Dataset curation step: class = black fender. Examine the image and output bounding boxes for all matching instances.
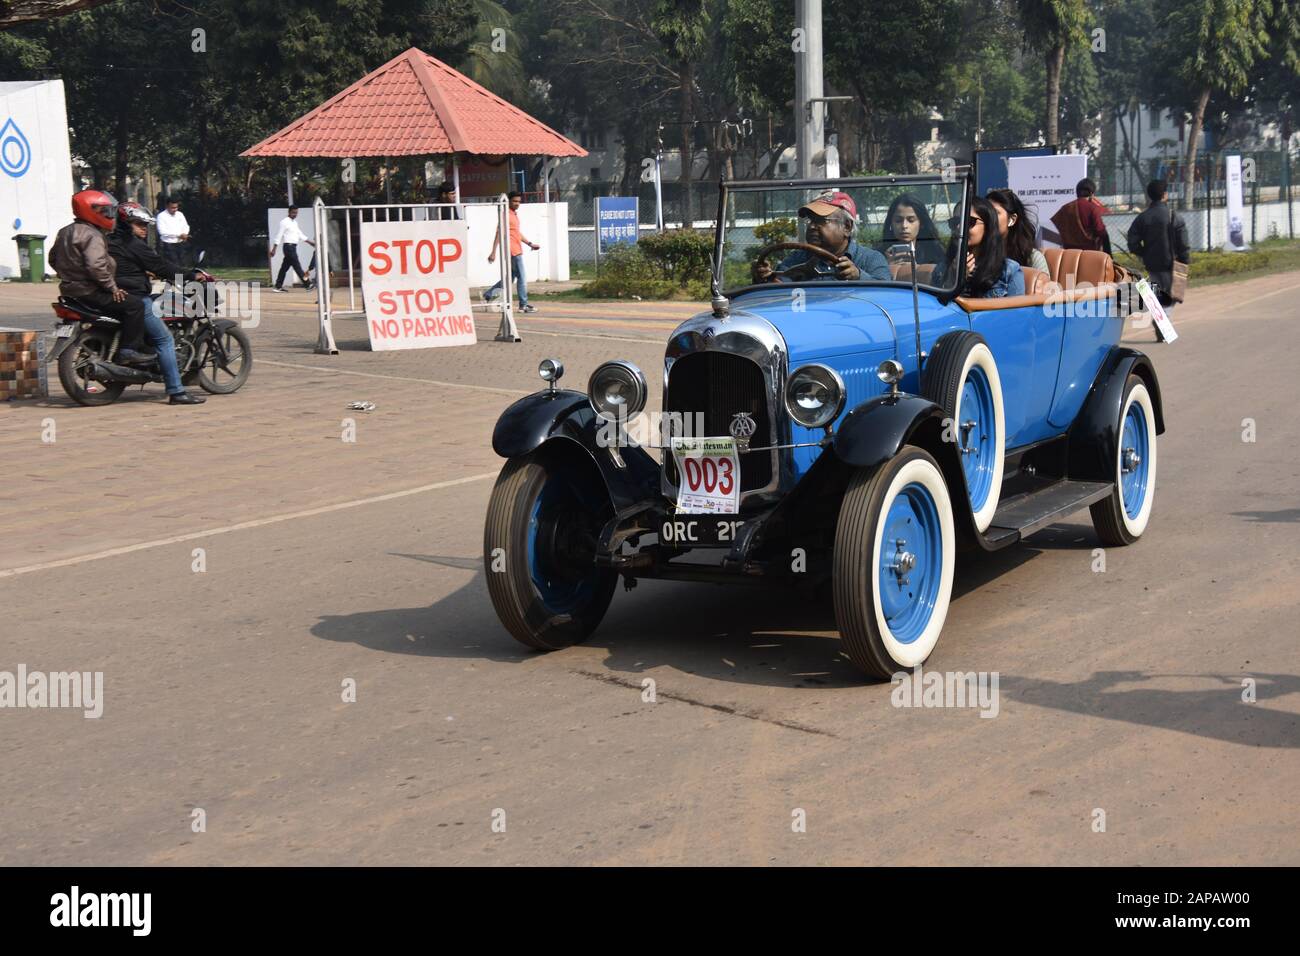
[832,393,947,469]
[819,393,984,547]
[1067,347,1165,483]
[491,388,659,511]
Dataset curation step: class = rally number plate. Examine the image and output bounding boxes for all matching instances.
[670,436,740,514]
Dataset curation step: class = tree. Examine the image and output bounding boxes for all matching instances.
[651,0,709,224]
[1149,0,1273,208]
[1015,0,1087,146]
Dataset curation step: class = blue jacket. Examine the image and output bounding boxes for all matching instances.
[776,239,892,281]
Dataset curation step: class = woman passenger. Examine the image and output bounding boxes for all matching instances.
[960,196,1024,298]
[880,193,945,265]
[986,187,1049,273]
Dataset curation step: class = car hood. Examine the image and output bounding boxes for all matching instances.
[715,284,924,365]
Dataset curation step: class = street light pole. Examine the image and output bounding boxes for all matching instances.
[794,0,823,179]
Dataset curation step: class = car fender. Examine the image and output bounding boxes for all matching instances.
[492,388,659,511]
[827,393,983,545]
[1067,347,1165,483]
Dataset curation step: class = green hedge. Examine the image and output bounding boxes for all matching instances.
[583,230,713,300]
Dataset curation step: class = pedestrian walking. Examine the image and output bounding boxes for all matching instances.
[155,197,189,273]
[1127,180,1191,339]
[1051,178,1112,255]
[483,191,539,313]
[269,205,315,292]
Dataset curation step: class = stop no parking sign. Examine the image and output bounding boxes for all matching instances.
[359,220,477,350]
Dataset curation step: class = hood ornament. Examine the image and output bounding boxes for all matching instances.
[729,411,757,451]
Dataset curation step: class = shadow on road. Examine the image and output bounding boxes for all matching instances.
[311,545,1042,691]
[1002,670,1300,749]
[1230,508,1300,523]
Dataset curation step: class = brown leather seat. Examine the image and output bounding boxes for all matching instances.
[1020,266,1048,295]
[1043,248,1115,288]
[889,262,937,284]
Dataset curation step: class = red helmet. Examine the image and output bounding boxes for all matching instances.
[118,200,156,228]
[71,189,118,230]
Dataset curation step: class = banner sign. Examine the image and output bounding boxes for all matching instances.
[1007,154,1089,249]
[1224,154,1249,252]
[975,146,1053,196]
[359,220,476,351]
[1135,278,1178,344]
[595,196,639,255]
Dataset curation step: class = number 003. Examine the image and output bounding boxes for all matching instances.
[682,457,734,495]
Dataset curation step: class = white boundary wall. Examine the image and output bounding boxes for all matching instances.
[0,80,75,279]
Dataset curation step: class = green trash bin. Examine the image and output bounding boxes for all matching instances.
[12,234,46,283]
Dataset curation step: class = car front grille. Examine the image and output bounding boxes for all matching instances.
[664,350,773,491]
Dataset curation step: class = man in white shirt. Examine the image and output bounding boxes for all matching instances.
[269,205,315,291]
[155,197,189,270]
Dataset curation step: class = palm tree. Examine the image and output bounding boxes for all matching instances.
[463,0,526,98]
[1016,0,1087,146]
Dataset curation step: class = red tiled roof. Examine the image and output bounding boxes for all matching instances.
[241,48,586,159]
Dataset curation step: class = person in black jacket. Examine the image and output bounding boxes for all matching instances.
[108,201,206,405]
[1127,180,1190,310]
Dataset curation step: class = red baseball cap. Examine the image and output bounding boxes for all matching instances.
[800,190,858,222]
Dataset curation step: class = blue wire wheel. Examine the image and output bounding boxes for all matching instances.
[876,479,946,645]
[526,475,598,614]
[1115,381,1157,536]
[959,363,999,514]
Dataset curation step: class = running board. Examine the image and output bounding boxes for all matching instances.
[984,479,1113,546]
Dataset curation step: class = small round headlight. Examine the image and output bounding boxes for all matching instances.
[785,363,846,429]
[588,360,647,422]
[876,358,904,386]
[538,358,564,383]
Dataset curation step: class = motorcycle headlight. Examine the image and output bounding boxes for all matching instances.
[785,363,846,429]
[588,360,647,422]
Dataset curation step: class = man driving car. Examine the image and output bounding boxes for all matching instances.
[752,191,891,283]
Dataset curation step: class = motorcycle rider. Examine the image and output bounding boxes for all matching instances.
[108,201,206,405]
[49,190,154,365]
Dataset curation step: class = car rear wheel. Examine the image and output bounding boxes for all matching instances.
[833,446,956,680]
[1090,375,1157,546]
[483,451,617,651]
[923,331,1005,532]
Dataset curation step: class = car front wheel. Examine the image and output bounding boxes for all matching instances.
[483,451,617,651]
[833,446,956,680]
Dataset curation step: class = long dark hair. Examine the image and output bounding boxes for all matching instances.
[986,187,1040,268]
[881,193,943,264]
[964,196,1007,296]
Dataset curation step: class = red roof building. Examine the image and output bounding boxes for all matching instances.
[241,47,585,160]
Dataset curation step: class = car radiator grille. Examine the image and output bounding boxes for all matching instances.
[664,351,773,491]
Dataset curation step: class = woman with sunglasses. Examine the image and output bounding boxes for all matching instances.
[950,196,1024,298]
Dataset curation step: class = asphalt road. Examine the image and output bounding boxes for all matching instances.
[1,275,1297,865]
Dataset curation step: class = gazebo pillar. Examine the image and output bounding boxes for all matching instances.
[285,159,294,204]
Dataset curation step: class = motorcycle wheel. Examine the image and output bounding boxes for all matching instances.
[196,326,252,394]
[57,332,126,406]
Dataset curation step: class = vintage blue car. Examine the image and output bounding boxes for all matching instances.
[484,172,1163,680]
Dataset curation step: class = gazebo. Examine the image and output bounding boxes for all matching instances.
[241,46,586,201]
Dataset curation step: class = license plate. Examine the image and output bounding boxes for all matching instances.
[55,324,75,338]
[659,515,748,549]
[670,436,740,514]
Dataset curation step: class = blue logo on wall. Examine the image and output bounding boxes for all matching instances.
[1,118,32,178]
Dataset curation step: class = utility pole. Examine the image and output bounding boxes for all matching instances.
[794,0,823,179]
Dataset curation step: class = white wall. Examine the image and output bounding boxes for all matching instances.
[0,80,76,279]
[462,201,570,286]
[265,208,318,287]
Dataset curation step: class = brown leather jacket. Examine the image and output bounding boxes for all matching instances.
[49,221,118,298]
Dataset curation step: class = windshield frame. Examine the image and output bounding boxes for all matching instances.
[711,172,973,302]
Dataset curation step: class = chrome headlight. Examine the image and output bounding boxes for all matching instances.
[538,357,564,384]
[785,363,845,429]
[588,360,647,422]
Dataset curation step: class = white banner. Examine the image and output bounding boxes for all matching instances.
[1007,154,1089,249]
[1224,154,1249,252]
[359,220,476,351]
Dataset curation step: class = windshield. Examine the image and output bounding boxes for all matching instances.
[716,178,967,293]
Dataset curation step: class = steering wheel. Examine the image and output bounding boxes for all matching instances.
[753,241,843,282]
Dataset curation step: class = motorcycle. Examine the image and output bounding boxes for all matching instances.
[47,255,252,406]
